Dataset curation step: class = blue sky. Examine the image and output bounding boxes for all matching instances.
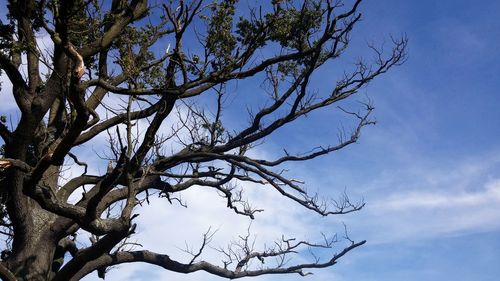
[319,0,500,280]
[94,1,500,280]
[2,0,500,280]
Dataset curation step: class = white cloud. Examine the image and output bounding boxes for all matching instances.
[81,179,351,281]
[75,102,500,280]
[0,72,18,114]
[375,180,500,210]
[340,151,500,245]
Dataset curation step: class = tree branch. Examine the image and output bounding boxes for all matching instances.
[72,240,366,280]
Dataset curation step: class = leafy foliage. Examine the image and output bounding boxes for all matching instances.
[0,1,406,280]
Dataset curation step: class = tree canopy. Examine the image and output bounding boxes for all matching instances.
[0,0,406,280]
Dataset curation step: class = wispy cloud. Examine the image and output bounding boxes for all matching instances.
[82,179,349,281]
[340,150,500,245]
[375,179,500,210]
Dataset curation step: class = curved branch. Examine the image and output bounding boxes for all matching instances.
[57,175,101,202]
[0,53,29,111]
[73,240,366,280]
[53,227,131,281]
[0,53,28,91]
[79,0,148,58]
[75,99,164,145]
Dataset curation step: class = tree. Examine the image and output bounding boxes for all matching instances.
[0,0,406,280]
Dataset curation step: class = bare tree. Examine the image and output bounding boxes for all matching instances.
[0,0,406,280]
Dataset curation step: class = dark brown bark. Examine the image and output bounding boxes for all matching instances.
[0,0,406,279]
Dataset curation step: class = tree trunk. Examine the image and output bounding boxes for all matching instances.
[4,139,61,280]
[6,225,58,281]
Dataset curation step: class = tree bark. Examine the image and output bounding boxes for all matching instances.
[4,136,61,280]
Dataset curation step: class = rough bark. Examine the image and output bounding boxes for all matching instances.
[0,0,406,280]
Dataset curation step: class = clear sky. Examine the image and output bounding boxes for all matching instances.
[2,0,500,280]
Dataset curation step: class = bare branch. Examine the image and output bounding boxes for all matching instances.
[72,240,366,280]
